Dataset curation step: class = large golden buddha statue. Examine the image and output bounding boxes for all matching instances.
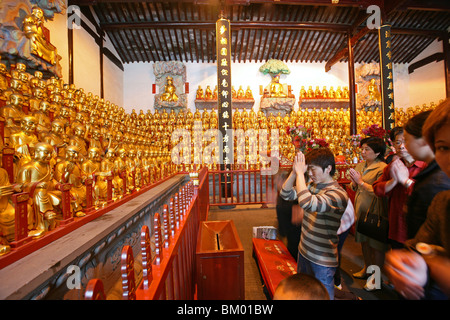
[23,7,59,65]
[269,74,287,98]
[160,76,178,102]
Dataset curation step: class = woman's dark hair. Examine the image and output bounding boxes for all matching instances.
[404,110,432,138]
[305,147,336,176]
[360,136,386,161]
[389,126,404,142]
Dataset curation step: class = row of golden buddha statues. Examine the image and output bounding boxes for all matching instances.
[196,85,254,100]
[195,83,350,101]
[300,85,350,100]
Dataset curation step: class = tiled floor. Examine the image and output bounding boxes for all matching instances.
[208,204,399,300]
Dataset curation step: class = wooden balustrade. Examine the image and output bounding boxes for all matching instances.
[84,167,208,300]
[209,168,277,207]
[0,162,179,269]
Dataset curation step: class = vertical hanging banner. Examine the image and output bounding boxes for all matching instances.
[378,25,395,130]
[216,17,233,170]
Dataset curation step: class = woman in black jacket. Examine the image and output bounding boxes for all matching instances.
[390,110,450,238]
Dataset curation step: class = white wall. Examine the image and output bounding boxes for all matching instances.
[45,2,123,106]
[408,38,446,107]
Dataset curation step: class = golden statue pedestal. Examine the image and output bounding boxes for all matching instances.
[260,97,295,117]
[298,98,349,109]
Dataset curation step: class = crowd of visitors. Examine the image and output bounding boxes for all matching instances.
[276,98,450,300]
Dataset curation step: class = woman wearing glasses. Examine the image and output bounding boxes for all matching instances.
[372,127,426,249]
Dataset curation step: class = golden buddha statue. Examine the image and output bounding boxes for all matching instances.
[314,86,322,98]
[231,86,237,99]
[69,124,88,161]
[213,85,218,99]
[245,86,253,99]
[336,86,343,99]
[269,75,287,98]
[89,128,104,153]
[343,86,349,99]
[29,71,43,90]
[23,7,59,65]
[2,77,21,106]
[32,100,51,139]
[29,87,44,113]
[0,167,15,255]
[237,86,245,99]
[0,63,8,93]
[306,86,314,98]
[42,120,67,162]
[160,76,178,102]
[9,115,39,176]
[53,145,86,217]
[196,86,204,99]
[205,85,213,100]
[114,148,130,194]
[329,86,336,99]
[20,72,31,99]
[16,142,61,238]
[299,86,307,99]
[322,86,329,98]
[1,93,25,140]
[368,78,381,101]
[82,147,105,206]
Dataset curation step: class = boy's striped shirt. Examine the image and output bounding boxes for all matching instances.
[280,181,348,267]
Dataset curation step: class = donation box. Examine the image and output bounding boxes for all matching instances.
[196,220,244,300]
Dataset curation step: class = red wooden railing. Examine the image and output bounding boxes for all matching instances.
[85,167,209,300]
[0,162,178,270]
[208,163,354,207]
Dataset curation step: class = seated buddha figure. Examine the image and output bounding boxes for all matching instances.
[1,93,25,139]
[9,115,39,177]
[53,145,86,217]
[15,142,62,238]
[160,76,178,102]
[23,7,59,66]
[237,86,245,99]
[245,86,253,99]
[205,85,213,100]
[196,86,204,100]
[81,147,103,206]
[269,75,287,98]
[0,167,15,256]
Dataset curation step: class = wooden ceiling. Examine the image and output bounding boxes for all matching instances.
[71,0,450,69]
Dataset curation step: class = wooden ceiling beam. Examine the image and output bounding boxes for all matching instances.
[101,20,352,31]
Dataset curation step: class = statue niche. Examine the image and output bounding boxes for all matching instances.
[153,61,187,113]
[259,59,295,117]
